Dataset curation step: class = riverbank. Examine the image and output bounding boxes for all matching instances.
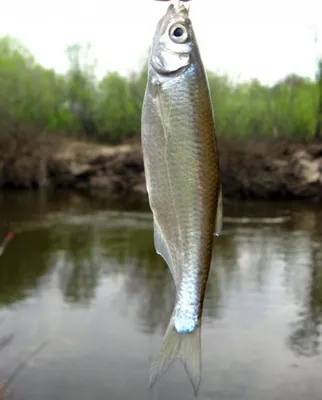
[1,137,322,201]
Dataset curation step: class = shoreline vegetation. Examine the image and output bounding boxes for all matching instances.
[0,37,322,201]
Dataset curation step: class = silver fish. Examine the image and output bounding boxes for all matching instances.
[141,3,222,395]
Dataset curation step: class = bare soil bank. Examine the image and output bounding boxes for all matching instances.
[1,137,322,202]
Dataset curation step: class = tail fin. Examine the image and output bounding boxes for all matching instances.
[149,317,201,396]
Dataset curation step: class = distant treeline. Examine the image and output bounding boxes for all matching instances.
[0,36,321,144]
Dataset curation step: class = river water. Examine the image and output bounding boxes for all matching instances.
[0,190,321,400]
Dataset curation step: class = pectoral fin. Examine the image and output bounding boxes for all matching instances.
[153,220,178,284]
[215,186,223,236]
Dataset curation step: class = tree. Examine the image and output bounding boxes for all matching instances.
[65,43,98,138]
[96,71,136,143]
[0,36,65,187]
[314,58,322,140]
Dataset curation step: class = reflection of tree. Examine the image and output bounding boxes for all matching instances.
[0,230,53,306]
[203,233,239,320]
[51,226,101,306]
[59,259,99,306]
[125,255,175,335]
[100,227,175,334]
[287,245,322,357]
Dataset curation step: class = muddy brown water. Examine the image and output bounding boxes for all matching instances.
[0,190,321,400]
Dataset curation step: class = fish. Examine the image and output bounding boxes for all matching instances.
[141,2,222,396]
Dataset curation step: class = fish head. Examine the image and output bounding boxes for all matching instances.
[150,4,194,75]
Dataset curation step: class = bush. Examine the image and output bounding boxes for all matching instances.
[0,36,320,145]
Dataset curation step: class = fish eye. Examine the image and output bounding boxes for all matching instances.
[169,23,188,43]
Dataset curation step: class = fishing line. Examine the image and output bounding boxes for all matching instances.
[0,232,14,258]
[2,340,49,394]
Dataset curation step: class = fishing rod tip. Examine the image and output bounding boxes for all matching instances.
[7,232,14,240]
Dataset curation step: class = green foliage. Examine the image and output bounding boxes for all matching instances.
[0,37,73,135]
[0,35,319,143]
[314,58,322,139]
[208,73,317,140]
[95,72,137,143]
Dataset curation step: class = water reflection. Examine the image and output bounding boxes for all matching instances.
[52,226,101,306]
[287,233,322,357]
[0,192,322,399]
[1,195,322,352]
[0,230,53,306]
